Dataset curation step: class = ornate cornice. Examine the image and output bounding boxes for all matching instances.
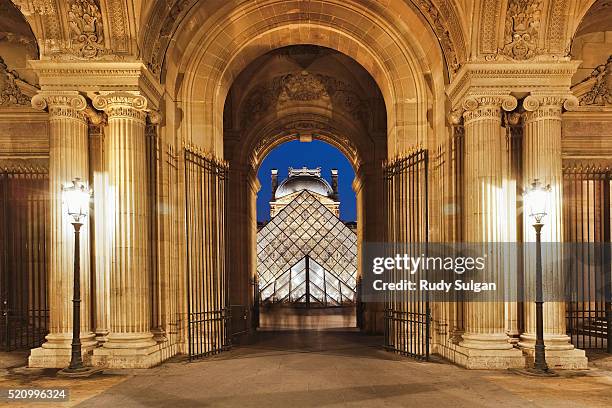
[29,61,163,109]
[446,61,581,110]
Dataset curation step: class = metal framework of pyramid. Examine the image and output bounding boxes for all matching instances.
[257,190,357,306]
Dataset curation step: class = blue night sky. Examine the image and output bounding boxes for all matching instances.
[257,140,356,222]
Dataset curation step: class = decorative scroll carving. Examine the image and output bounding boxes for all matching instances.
[0,57,31,107]
[461,95,518,123]
[522,94,579,122]
[499,0,542,60]
[66,0,106,58]
[578,56,612,106]
[242,71,369,126]
[31,91,87,120]
[93,92,148,122]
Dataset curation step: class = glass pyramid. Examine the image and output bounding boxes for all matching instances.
[257,190,357,306]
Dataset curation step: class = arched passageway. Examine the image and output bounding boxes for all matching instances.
[222,45,387,337]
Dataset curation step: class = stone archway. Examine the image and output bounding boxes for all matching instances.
[161,0,449,159]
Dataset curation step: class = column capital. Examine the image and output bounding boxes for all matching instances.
[523,93,579,111]
[522,94,579,123]
[460,94,517,124]
[93,92,148,122]
[31,91,87,120]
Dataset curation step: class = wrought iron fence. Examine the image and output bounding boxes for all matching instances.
[383,149,430,360]
[563,164,611,352]
[184,148,230,360]
[0,166,49,351]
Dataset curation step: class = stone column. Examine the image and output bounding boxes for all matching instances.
[91,92,159,368]
[457,95,524,368]
[29,91,96,368]
[518,94,587,369]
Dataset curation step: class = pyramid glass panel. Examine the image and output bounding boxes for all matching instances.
[257,190,357,306]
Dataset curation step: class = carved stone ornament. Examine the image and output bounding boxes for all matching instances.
[499,0,542,60]
[242,71,369,126]
[415,0,461,74]
[461,95,518,123]
[66,0,107,58]
[0,56,30,107]
[93,92,149,122]
[579,55,612,106]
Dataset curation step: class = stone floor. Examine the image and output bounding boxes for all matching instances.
[1,330,612,407]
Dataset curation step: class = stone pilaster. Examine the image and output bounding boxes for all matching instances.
[455,95,524,368]
[518,94,587,369]
[28,91,96,368]
[91,92,160,368]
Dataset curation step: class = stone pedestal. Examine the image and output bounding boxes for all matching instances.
[518,94,587,369]
[28,91,96,368]
[91,92,158,368]
[458,95,524,368]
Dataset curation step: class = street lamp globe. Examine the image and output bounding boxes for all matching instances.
[523,179,551,224]
[62,178,91,224]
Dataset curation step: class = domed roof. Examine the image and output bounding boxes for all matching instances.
[275,167,333,199]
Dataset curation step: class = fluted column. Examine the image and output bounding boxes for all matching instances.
[93,92,156,352]
[459,95,522,359]
[518,94,586,368]
[29,91,96,367]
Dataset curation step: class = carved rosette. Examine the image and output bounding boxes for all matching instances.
[461,95,518,124]
[522,94,579,123]
[31,91,87,121]
[93,92,148,122]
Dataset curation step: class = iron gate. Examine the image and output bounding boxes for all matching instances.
[563,165,611,352]
[0,166,49,351]
[184,149,230,360]
[383,150,430,360]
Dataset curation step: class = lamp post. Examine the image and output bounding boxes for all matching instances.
[59,178,92,375]
[523,179,553,375]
